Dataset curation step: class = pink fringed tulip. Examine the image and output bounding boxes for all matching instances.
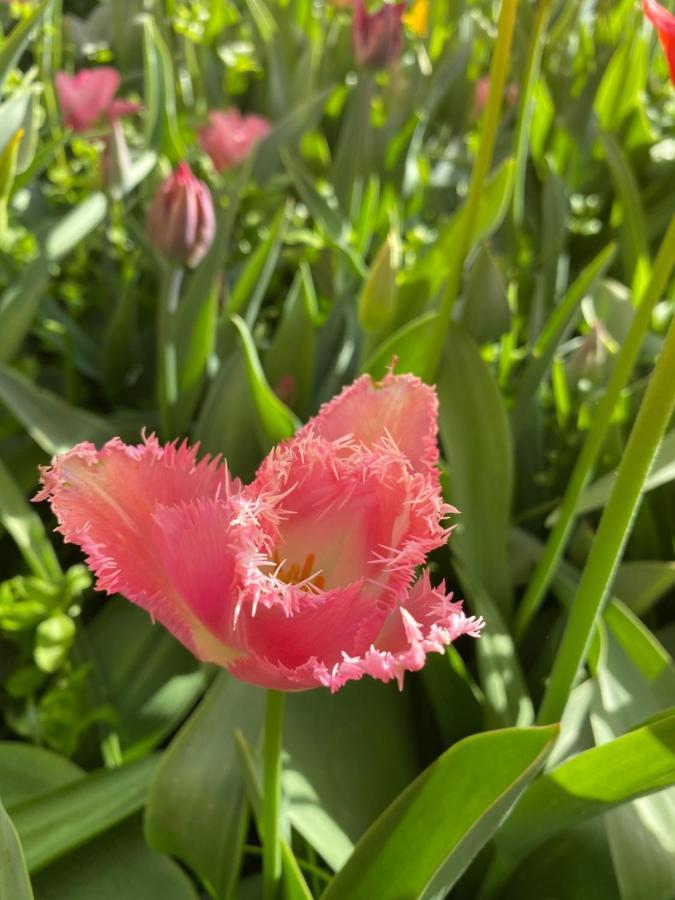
[198,109,271,173]
[55,67,141,133]
[352,0,405,69]
[146,162,215,268]
[644,0,675,85]
[37,373,483,692]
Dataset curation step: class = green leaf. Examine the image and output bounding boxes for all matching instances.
[145,674,265,900]
[31,818,198,900]
[12,756,159,872]
[141,16,185,161]
[437,325,513,614]
[594,35,647,133]
[363,311,438,380]
[0,152,155,363]
[228,202,290,325]
[231,314,300,446]
[285,680,422,872]
[322,726,558,900]
[460,244,511,345]
[0,743,82,810]
[0,458,61,581]
[0,795,33,900]
[194,346,267,480]
[612,560,675,616]
[496,709,675,862]
[0,0,53,91]
[563,428,675,520]
[86,603,205,762]
[0,363,117,454]
[590,618,675,900]
[265,263,319,418]
[409,158,514,297]
[253,88,332,182]
[173,167,250,431]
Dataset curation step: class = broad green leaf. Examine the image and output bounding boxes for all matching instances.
[594,35,648,132]
[145,674,265,900]
[0,91,37,171]
[0,364,117,454]
[591,619,675,900]
[438,326,513,614]
[322,726,557,900]
[0,795,33,900]
[0,152,155,363]
[285,680,422,871]
[86,603,205,762]
[363,311,438,380]
[265,263,319,418]
[460,244,510,345]
[253,88,332,182]
[0,0,53,90]
[31,818,198,900]
[612,560,675,616]
[195,345,267,480]
[0,459,61,581]
[564,428,675,520]
[0,744,82,810]
[231,315,300,445]
[12,756,159,872]
[141,15,185,160]
[496,710,675,862]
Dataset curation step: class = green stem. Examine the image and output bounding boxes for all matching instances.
[157,265,184,441]
[515,214,675,638]
[537,312,675,725]
[426,0,518,381]
[262,689,285,900]
[512,0,552,228]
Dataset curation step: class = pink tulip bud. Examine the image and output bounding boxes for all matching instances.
[146,162,215,269]
[352,0,405,70]
[55,67,141,133]
[198,109,271,173]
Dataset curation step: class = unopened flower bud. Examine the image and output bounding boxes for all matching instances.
[352,0,405,70]
[146,162,215,269]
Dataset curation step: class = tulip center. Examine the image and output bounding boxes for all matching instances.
[270,549,326,592]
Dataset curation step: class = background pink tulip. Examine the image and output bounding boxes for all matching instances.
[146,162,215,268]
[55,67,140,132]
[352,0,405,69]
[198,109,271,173]
[37,373,482,693]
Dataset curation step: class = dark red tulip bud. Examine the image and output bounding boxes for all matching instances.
[352,0,405,70]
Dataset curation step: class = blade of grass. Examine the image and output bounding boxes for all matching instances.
[537,310,675,725]
[424,0,518,381]
[512,0,552,228]
[515,214,675,638]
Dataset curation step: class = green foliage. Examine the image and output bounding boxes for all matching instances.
[0,0,673,896]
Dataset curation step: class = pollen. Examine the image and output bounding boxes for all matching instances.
[271,549,325,591]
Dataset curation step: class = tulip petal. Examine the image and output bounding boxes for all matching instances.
[303,371,440,478]
[36,436,239,661]
[55,67,121,132]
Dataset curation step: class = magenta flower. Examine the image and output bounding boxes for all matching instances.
[55,67,141,133]
[197,109,271,173]
[352,0,405,70]
[36,373,482,692]
[146,162,216,268]
[644,0,675,86]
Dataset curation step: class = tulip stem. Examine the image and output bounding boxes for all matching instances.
[262,689,285,900]
[157,265,184,441]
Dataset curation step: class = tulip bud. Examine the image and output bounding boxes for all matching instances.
[352,0,405,70]
[146,162,215,269]
[358,229,400,333]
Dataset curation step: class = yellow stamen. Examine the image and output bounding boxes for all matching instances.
[271,549,325,591]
